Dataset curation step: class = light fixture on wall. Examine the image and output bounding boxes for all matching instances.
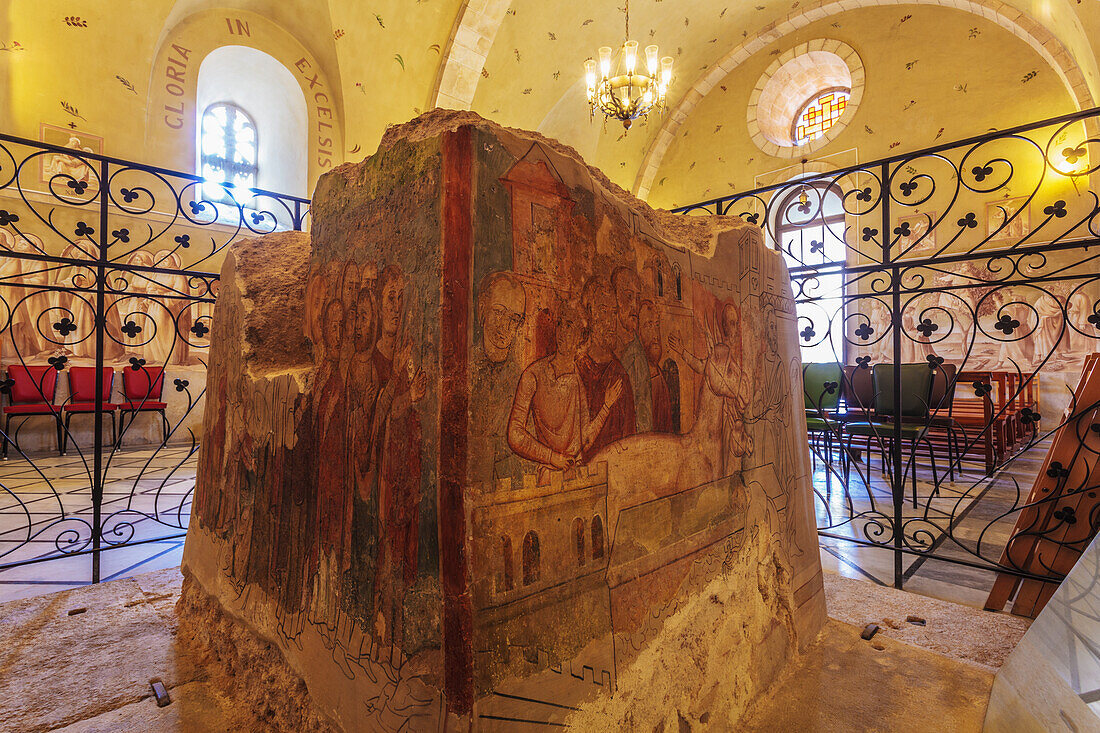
[584,0,673,130]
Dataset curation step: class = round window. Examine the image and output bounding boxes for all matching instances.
[747,40,864,158]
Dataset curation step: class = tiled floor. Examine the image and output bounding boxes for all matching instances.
[816,435,1051,608]
[0,443,195,602]
[0,432,1051,609]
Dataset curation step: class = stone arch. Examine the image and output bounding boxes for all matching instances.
[431,0,513,110]
[144,8,342,191]
[634,0,1096,199]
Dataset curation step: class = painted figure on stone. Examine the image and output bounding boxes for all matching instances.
[612,266,653,433]
[370,264,427,649]
[577,275,633,462]
[639,300,674,433]
[312,298,352,637]
[470,272,526,485]
[669,298,751,473]
[508,301,623,479]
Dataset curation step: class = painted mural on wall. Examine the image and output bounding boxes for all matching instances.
[183,114,824,732]
[0,231,211,367]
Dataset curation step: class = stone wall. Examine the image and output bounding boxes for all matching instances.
[181,110,825,731]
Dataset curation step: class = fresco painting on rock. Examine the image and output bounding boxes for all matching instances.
[182,112,825,732]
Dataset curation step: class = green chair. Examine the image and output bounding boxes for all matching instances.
[844,363,939,506]
[803,362,843,491]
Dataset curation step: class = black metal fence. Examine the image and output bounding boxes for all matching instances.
[0,131,308,584]
[675,106,1100,593]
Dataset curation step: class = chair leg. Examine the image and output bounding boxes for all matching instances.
[159,410,169,445]
[56,415,65,455]
[62,413,71,455]
[3,415,9,459]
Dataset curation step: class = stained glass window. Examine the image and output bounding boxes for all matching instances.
[200,103,257,202]
[793,89,851,145]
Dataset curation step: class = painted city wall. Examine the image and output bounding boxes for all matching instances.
[181,111,824,732]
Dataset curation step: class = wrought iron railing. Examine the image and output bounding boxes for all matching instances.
[0,130,309,584]
[674,106,1100,594]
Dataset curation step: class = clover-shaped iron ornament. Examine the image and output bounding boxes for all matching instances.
[1044,200,1067,218]
[994,314,1020,335]
[899,181,917,197]
[957,212,978,228]
[174,234,191,248]
[971,164,994,182]
[800,324,816,342]
[128,356,147,371]
[120,187,139,203]
[1088,312,1100,331]
[111,228,130,243]
[0,210,18,226]
[190,320,210,338]
[1063,146,1087,165]
[823,380,839,395]
[742,213,760,225]
[1020,407,1040,425]
[0,377,15,395]
[188,201,207,215]
[894,222,912,238]
[856,355,871,369]
[972,380,992,398]
[74,221,94,238]
[861,226,878,242]
[47,355,68,371]
[1053,506,1077,525]
[121,320,141,338]
[855,187,873,202]
[1046,461,1069,479]
[52,317,77,337]
[66,179,88,194]
[926,354,945,369]
[855,323,874,341]
[173,378,189,392]
[250,211,266,225]
[916,318,938,337]
[809,239,824,255]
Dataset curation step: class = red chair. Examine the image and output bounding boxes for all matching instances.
[3,365,63,458]
[118,366,168,447]
[62,367,119,454]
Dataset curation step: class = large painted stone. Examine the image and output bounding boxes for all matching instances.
[181,110,825,731]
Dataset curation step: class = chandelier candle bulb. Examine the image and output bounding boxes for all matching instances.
[599,47,613,79]
[624,41,639,75]
[646,45,659,76]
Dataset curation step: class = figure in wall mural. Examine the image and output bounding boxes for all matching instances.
[182,118,824,732]
[470,272,526,485]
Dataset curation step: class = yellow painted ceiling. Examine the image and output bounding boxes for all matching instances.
[2,0,1098,201]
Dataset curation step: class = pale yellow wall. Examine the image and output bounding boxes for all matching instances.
[0,0,1098,202]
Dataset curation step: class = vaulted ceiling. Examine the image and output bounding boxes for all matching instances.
[2,0,1098,205]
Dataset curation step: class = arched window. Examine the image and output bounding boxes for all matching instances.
[662,358,681,433]
[195,45,308,214]
[522,531,540,585]
[591,515,605,560]
[573,518,586,566]
[773,182,847,363]
[500,536,514,592]
[200,102,257,202]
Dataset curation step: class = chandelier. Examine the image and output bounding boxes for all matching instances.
[584,0,673,130]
